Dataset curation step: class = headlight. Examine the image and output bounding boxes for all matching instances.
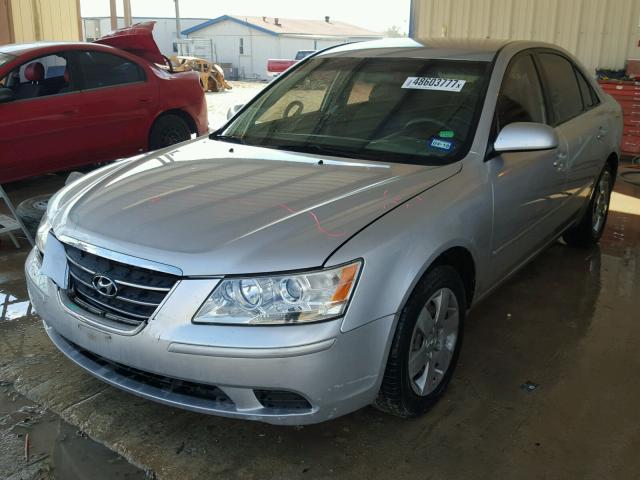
[35,189,65,253]
[35,211,52,254]
[193,260,362,325]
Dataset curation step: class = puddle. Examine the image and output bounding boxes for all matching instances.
[0,289,35,321]
[0,383,148,480]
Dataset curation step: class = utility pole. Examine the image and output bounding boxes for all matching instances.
[174,0,182,39]
[109,0,117,30]
[123,0,132,27]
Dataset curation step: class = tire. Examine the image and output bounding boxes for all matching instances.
[207,76,220,92]
[149,114,191,150]
[375,265,466,418]
[563,163,614,247]
[16,194,52,236]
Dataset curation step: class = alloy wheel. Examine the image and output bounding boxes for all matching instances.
[592,170,611,235]
[408,288,460,396]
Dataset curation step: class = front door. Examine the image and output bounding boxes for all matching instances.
[489,53,568,282]
[0,52,86,183]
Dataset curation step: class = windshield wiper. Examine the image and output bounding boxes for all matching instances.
[209,132,246,144]
[268,143,365,160]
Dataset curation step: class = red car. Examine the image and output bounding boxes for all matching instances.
[0,22,208,184]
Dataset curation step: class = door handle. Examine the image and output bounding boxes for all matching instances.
[596,126,608,140]
[553,152,567,169]
[138,97,151,103]
[61,109,78,116]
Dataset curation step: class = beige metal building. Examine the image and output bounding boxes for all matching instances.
[410,0,640,74]
[0,0,81,45]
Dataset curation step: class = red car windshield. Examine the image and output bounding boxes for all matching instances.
[0,52,15,69]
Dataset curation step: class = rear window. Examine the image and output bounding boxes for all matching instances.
[537,53,584,124]
[76,50,145,89]
[575,69,599,109]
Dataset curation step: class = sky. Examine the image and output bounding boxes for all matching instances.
[79,0,411,34]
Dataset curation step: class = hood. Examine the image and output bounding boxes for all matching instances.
[94,21,165,65]
[53,139,460,276]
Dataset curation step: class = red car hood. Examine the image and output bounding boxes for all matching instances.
[94,21,165,64]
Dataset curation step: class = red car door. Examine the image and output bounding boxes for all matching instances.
[0,52,87,183]
[70,49,157,161]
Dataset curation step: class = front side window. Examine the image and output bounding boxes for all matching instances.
[0,53,76,100]
[222,57,491,165]
[537,53,584,124]
[496,54,546,131]
[75,50,145,89]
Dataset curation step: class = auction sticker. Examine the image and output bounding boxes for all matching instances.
[402,77,466,92]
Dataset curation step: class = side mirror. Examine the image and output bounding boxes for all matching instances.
[494,122,558,153]
[65,171,85,185]
[226,103,244,120]
[0,87,14,103]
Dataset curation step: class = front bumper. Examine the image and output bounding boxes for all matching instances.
[25,248,394,425]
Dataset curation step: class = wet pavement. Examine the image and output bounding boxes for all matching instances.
[0,163,639,479]
[0,384,146,479]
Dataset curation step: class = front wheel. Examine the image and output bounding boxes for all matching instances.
[563,164,613,247]
[149,114,191,150]
[375,265,465,418]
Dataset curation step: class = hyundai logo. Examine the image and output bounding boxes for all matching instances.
[92,274,118,298]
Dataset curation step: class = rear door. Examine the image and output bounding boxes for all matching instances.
[71,49,157,161]
[0,52,87,183]
[535,51,602,221]
[489,52,569,280]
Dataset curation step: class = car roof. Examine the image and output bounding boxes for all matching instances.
[0,41,86,55]
[319,38,518,62]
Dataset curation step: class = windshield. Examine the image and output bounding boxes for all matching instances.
[0,52,15,69]
[222,56,492,165]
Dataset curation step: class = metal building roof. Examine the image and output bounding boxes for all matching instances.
[182,15,382,38]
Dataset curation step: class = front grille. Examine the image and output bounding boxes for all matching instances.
[64,244,179,329]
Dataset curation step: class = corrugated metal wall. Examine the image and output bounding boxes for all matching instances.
[9,0,81,43]
[411,0,640,74]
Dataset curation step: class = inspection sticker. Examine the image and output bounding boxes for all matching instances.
[428,138,453,151]
[402,77,466,92]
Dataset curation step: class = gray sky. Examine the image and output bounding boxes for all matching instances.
[79,0,410,34]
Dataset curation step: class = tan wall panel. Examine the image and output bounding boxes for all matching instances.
[9,0,80,42]
[413,0,640,74]
[0,0,13,44]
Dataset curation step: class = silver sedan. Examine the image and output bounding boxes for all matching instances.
[26,38,622,424]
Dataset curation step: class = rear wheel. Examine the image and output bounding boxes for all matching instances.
[563,163,613,247]
[375,265,465,418]
[207,76,220,92]
[149,114,191,150]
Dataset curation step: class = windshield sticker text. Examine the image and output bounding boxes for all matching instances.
[428,138,453,151]
[402,77,466,92]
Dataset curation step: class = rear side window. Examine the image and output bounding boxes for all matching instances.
[575,69,599,109]
[76,50,145,89]
[496,54,546,131]
[537,53,583,124]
